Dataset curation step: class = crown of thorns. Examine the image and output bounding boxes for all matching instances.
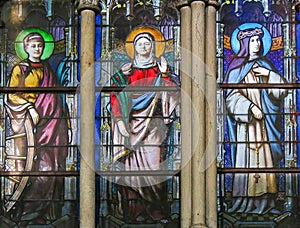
[237,28,263,40]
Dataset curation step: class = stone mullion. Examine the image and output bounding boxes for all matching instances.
[178,1,192,227]
[205,1,220,227]
[191,0,206,227]
[78,1,99,227]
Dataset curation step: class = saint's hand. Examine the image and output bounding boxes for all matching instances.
[251,105,263,120]
[28,108,40,125]
[252,66,270,77]
[158,56,167,74]
[117,120,130,137]
[121,62,132,75]
[68,129,72,144]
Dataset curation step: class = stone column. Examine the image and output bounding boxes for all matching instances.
[177,1,192,227]
[191,0,206,227]
[205,1,220,227]
[78,1,99,227]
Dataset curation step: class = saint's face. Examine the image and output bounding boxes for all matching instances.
[25,40,44,62]
[134,37,152,57]
[249,35,261,55]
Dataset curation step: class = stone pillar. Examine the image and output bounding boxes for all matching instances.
[205,1,220,227]
[191,0,206,227]
[177,1,192,227]
[78,1,99,227]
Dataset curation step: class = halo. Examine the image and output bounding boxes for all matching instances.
[15,28,54,60]
[231,23,272,56]
[125,26,165,59]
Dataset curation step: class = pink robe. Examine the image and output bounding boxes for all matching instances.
[5,60,69,222]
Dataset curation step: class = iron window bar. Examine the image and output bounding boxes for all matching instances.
[0,170,180,176]
[99,86,180,92]
[0,86,78,93]
[217,168,300,174]
[0,171,79,176]
[0,86,179,92]
[219,83,300,89]
[95,170,180,176]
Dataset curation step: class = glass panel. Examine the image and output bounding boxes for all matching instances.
[96,1,181,227]
[217,0,299,226]
[0,1,79,226]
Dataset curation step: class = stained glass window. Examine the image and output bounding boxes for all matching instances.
[96,1,181,227]
[0,1,79,226]
[217,0,300,226]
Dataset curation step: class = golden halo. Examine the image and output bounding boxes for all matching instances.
[125,26,165,59]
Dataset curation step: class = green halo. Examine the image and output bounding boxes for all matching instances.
[15,28,54,60]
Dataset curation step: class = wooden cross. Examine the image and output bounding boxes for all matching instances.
[253,173,260,183]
